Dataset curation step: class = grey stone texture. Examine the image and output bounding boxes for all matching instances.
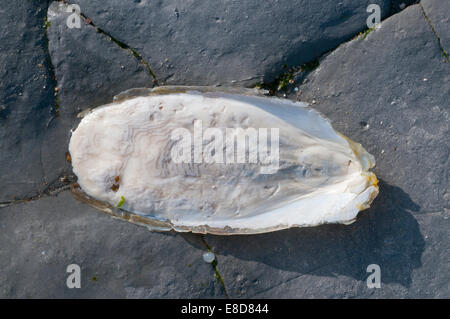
[0,0,448,298]
[0,191,224,298]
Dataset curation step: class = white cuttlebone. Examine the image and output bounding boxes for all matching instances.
[69,90,378,233]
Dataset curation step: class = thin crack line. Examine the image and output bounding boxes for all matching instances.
[82,16,160,84]
[56,0,159,84]
[0,186,72,209]
[1,156,75,209]
[419,2,450,61]
[200,236,230,298]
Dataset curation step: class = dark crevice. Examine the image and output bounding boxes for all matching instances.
[259,2,421,95]
[419,2,449,61]
[56,0,159,85]
[43,13,60,117]
[200,236,229,298]
[259,58,320,95]
[259,36,359,95]
[39,140,47,186]
[37,1,60,198]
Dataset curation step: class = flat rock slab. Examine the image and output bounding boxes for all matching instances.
[0,1,55,201]
[205,4,449,298]
[0,191,224,298]
[60,0,390,86]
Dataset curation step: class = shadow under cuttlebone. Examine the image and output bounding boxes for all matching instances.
[181,180,424,288]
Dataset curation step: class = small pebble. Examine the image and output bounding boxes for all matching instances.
[399,3,406,10]
[360,121,370,131]
[203,252,215,263]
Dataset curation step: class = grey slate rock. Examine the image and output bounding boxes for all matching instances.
[0,191,224,298]
[205,4,449,298]
[421,0,450,56]
[62,0,390,86]
[0,1,54,201]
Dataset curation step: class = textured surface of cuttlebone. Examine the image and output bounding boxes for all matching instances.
[69,88,378,234]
